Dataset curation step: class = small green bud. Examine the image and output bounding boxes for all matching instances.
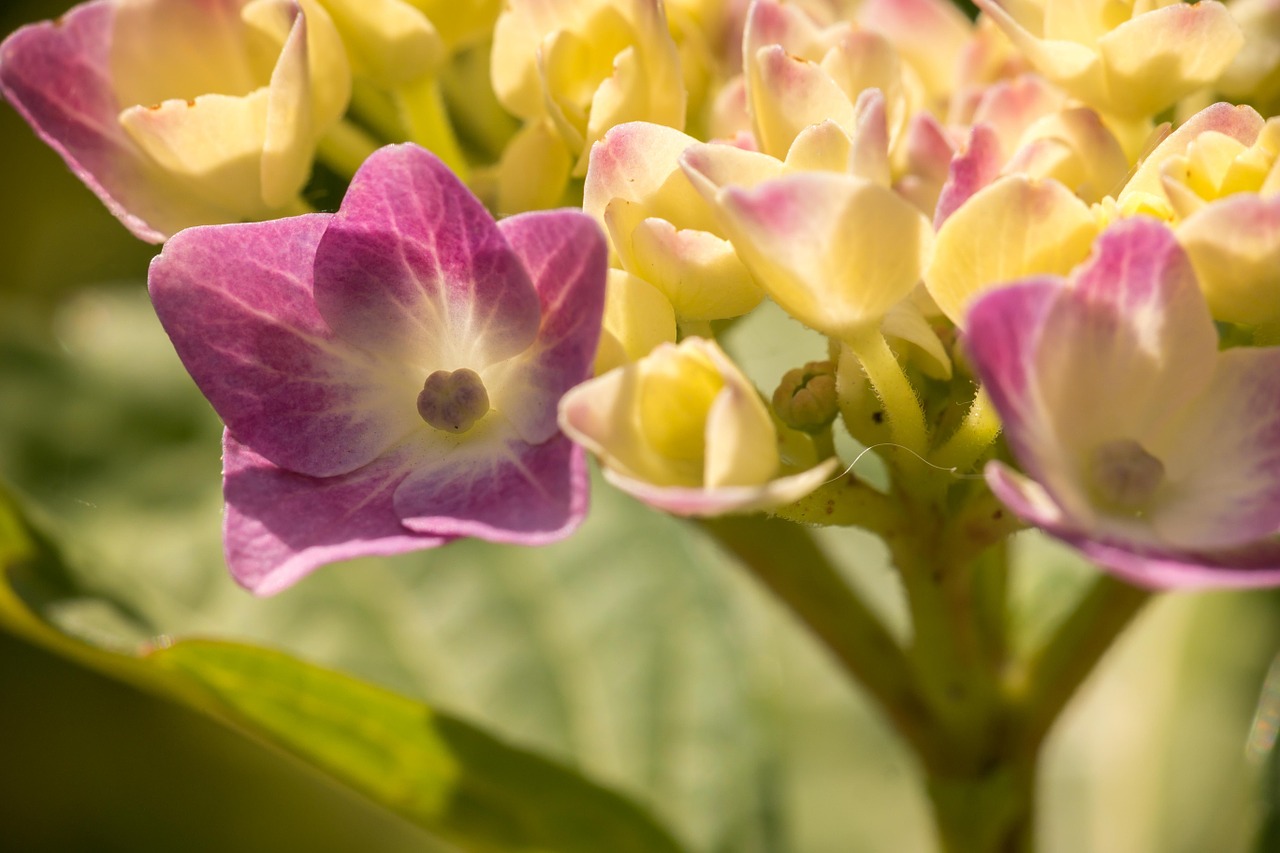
[773,360,839,433]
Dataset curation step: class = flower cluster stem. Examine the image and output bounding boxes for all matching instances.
[932,386,1002,475]
[395,77,470,180]
[845,329,929,457]
[711,475,1152,852]
[698,515,949,768]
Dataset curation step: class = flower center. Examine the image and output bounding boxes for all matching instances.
[417,368,490,434]
[1088,438,1165,514]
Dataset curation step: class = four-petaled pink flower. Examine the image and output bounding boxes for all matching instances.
[967,217,1280,588]
[148,143,607,594]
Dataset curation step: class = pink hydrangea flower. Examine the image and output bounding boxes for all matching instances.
[966,217,1280,588]
[148,143,607,594]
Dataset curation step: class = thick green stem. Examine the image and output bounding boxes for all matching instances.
[927,758,1037,853]
[889,504,1001,772]
[698,515,949,768]
[1012,574,1153,757]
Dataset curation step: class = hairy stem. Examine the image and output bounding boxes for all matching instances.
[845,330,929,457]
[932,385,1002,475]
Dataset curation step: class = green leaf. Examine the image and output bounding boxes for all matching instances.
[0,490,686,853]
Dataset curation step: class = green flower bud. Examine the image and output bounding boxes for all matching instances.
[772,360,839,433]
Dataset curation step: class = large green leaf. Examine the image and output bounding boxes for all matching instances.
[0,489,686,853]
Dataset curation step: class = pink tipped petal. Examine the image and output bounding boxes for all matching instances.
[975,218,1280,590]
[1095,2,1244,118]
[313,144,541,368]
[488,209,608,444]
[583,122,710,229]
[856,0,971,96]
[602,458,839,517]
[719,172,932,336]
[847,88,891,186]
[394,433,587,543]
[752,44,856,158]
[934,122,1002,229]
[222,432,446,596]
[1178,194,1280,324]
[904,112,955,185]
[1034,219,1217,451]
[964,279,1060,471]
[926,175,1097,326]
[150,214,422,478]
[0,3,208,241]
[970,74,1064,155]
[1123,102,1263,200]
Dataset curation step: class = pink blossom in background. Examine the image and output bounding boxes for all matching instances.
[967,217,1280,588]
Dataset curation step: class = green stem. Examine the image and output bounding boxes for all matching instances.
[1013,574,1153,757]
[810,425,836,461]
[350,81,405,142]
[316,119,382,181]
[927,758,1037,853]
[769,471,897,532]
[889,507,998,768]
[697,515,948,768]
[394,77,470,180]
[932,386,1002,474]
[1255,323,1280,347]
[844,329,929,457]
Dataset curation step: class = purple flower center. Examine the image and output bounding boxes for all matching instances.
[1089,438,1165,514]
[416,368,491,433]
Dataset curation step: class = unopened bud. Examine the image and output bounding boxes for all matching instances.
[773,360,839,433]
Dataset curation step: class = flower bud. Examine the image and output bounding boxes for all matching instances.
[772,360,838,433]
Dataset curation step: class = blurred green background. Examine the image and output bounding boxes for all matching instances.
[2,1,1280,851]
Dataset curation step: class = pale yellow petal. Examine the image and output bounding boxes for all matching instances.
[925,174,1098,326]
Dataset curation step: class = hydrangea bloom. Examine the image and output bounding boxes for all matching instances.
[0,0,351,242]
[559,337,837,516]
[149,143,607,593]
[967,217,1280,588]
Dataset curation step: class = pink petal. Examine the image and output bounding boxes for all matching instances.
[1069,537,1280,590]
[1152,348,1280,549]
[0,3,185,242]
[1033,219,1218,450]
[149,214,422,478]
[933,122,1002,229]
[312,144,541,369]
[986,462,1280,589]
[393,432,588,544]
[222,431,446,596]
[964,278,1061,478]
[488,209,608,445]
[601,459,839,517]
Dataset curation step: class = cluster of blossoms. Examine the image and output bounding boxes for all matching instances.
[6,0,1280,596]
